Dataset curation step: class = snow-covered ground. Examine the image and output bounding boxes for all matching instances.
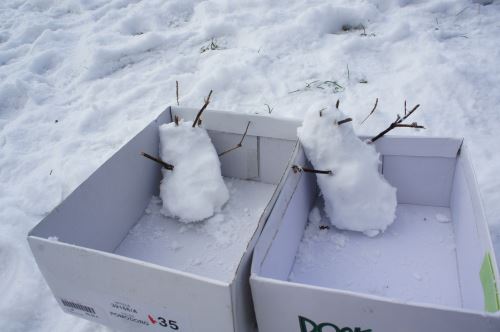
[1,0,500,330]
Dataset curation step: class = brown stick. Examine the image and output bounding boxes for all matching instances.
[360,98,378,125]
[292,165,333,175]
[370,104,422,143]
[401,104,420,121]
[218,121,251,157]
[192,90,213,128]
[176,81,179,106]
[336,99,340,109]
[141,152,174,170]
[394,123,425,129]
[174,115,179,126]
[337,118,352,125]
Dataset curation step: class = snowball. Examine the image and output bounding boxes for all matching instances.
[297,105,397,236]
[159,119,229,223]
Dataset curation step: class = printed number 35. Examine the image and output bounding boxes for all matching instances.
[158,317,179,330]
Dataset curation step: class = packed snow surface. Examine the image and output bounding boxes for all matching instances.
[290,202,460,308]
[298,105,397,236]
[116,177,276,282]
[159,120,229,222]
[2,0,500,331]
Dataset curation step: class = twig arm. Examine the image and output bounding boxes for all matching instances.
[141,152,174,170]
[337,118,352,126]
[218,121,251,157]
[192,90,213,127]
[369,103,423,143]
[292,165,333,175]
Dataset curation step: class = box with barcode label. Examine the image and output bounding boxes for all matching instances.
[28,107,300,332]
[250,137,500,332]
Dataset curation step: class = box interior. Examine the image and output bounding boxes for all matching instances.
[114,177,276,283]
[29,108,298,283]
[257,138,495,312]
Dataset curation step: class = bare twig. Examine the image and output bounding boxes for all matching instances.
[319,108,326,117]
[292,165,333,175]
[141,152,174,170]
[174,115,179,126]
[394,123,425,129]
[265,104,273,114]
[336,99,340,109]
[370,104,422,143]
[346,64,350,80]
[218,121,251,157]
[176,81,179,106]
[404,100,407,116]
[403,104,420,120]
[360,98,378,125]
[319,225,330,230]
[192,90,213,128]
[337,118,352,126]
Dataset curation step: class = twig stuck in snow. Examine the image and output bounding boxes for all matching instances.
[174,115,179,126]
[141,152,174,170]
[265,104,273,114]
[394,123,425,129]
[176,81,179,106]
[218,121,251,157]
[336,99,340,109]
[337,118,352,126]
[192,90,213,128]
[370,104,422,143]
[292,165,333,175]
[360,98,378,125]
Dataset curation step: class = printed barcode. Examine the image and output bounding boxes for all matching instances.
[61,299,96,314]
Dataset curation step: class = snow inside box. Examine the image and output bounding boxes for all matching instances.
[250,137,500,332]
[27,107,299,332]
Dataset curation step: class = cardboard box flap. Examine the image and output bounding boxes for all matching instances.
[170,107,300,141]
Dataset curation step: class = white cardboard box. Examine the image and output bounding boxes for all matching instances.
[251,137,500,332]
[28,107,300,332]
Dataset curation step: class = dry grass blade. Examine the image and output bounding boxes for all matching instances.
[360,98,378,125]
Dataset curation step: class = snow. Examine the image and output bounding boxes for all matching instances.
[1,0,500,331]
[159,119,229,222]
[290,202,461,308]
[115,177,275,282]
[298,105,397,236]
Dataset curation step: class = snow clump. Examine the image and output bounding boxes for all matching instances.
[159,119,229,223]
[297,105,397,236]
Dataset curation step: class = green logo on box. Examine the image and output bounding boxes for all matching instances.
[299,315,372,332]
